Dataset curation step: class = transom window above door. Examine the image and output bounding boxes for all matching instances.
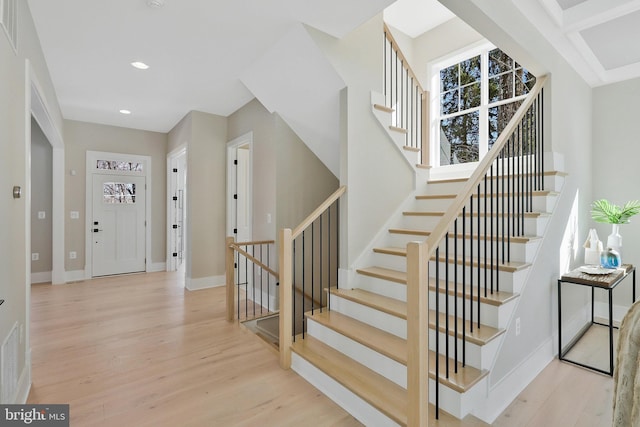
[431,44,536,167]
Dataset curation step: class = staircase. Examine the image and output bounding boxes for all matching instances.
[283,75,564,425]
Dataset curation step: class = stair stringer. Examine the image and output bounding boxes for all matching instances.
[292,157,566,423]
[370,90,427,175]
[467,167,567,423]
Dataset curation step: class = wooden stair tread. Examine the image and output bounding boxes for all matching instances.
[430,350,488,393]
[429,310,504,345]
[388,228,540,243]
[389,125,408,134]
[431,255,530,273]
[357,266,407,284]
[330,288,407,319]
[291,313,488,396]
[416,190,558,200]
[373,103,394,113]
[291,336,407,425]
[388,228,431,237]
[430,279,519,307]
[370,248,531,272]
[426,170,566,186]
[403,210,550,218]
[402,145,420,152]
[306,309,407,363]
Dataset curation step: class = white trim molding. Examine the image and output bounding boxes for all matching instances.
[186,275,226,291]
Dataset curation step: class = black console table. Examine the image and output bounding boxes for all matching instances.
[558,264,636,375]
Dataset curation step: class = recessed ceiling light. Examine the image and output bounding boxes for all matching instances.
[146,0,165,8]
[131,61,149,70]
[119,109,132,115]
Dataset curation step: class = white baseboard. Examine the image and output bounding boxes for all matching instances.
[30,271,51,284]
[471,337,554,423]
[15,349,31,404]
[65,270,86,283]
[148,262,166,273]
[594,301,630,325]
[186,274,225,291]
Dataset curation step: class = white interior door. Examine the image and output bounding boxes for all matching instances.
[92,174,146,277]
[168,150,187,272]
[236,146,251,243]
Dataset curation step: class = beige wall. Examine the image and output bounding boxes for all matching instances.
[0,1,64,403]
[310,14,414,266]
[31,118,53,274]
[228,99,277,241]
[227,98,339,246]
[64,120,168,272]
[440,0,595,396]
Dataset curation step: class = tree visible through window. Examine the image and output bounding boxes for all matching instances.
[436,47,536,166]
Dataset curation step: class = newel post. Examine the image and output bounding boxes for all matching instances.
[225,236,235,322]
[279,228,293,369]
[407,240,429,426]
[421,93,430,167]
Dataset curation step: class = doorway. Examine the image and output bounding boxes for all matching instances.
[167,147,187,273]
[91,174,146,276]
[227,133,253,243]
[85,151,151,278]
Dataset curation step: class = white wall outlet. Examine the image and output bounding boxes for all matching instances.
[31,253,39,261]
[266,213,272,224]
[515,317,521,336]
[70,211,80,219]
[37,211,46,219]
[69,251,77,259]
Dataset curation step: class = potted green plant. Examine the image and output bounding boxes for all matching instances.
[591,199,640,263]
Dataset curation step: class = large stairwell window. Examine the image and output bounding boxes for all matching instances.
[432,43,536,167]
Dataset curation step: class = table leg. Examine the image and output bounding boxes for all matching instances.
[609,289,614,375]
[558,279,562,359]
[591,286,595,324]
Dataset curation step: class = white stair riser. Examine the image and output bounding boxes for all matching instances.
[401,214,548,235]
[425,181,468,195]
[329,293,406,339]
[429,375,488,419]
[414,193,556,213]
[428,329,502,371]
[429,292,500,330]
[353,275,407,301]
[378,238,540,265]
[291,353,400,427]
[306,319,407,388]
[428,264,527,294]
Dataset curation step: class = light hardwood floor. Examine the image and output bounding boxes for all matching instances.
[28,272,614,426]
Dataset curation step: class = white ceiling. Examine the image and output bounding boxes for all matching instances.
[514,0,640,86]
[28,0,640,134]
[26,0,393,133]
[384,0,455,38]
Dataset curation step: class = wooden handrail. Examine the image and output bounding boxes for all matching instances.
[424,75,548,255]
[292,186,346,239]
[233,239,276,247]
[384,23,425,93]
[228,241,279,279]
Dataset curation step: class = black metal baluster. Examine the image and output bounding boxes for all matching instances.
[470,194,474,335]
[477,184,481,329]
[445,233,450,379]
[484,175,488,299]
[454,219,459,373]
[302,231,306,338]
[462,206,467,367]
[435,246,440,420]
[293,240,296,341]
[320,213,324,312]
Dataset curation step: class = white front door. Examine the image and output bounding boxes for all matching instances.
[92,174,146,277]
